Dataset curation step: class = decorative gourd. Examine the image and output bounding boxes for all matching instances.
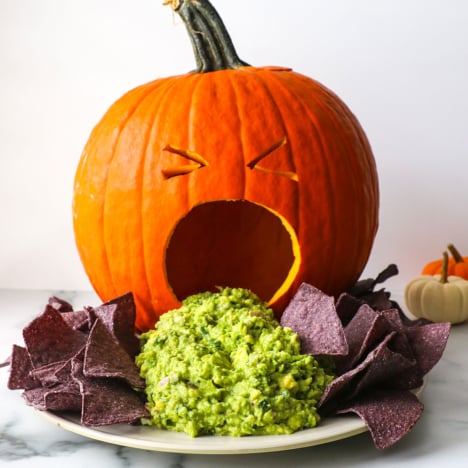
[422,243,468,279]
[73,0,379,332]
[405,252,468,324]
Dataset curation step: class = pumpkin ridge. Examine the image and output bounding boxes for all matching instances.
[76,82,164,301]
[231,68,303,301]
[186,73,218,207]
[222,70,256,197]
[102,81,175,305]
[315,81,379,229]
[250,71,299,184]
[139,78,192,313]
[236,68,298,208]
[258,70,339,290]
[268,70,377,291]
[278,73,367,281]
[140,74,203,317]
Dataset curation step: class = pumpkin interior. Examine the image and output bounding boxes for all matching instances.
[165,200,301,305]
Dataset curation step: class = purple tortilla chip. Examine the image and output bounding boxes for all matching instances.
[7,345,40,390]
[337,389,424,450]
[91,292,140,357]
[335,292,362,326]
[44,385,83,411]
[48,296,74,312]
[349,337,417,399]
[22,387,48,410]
[281,283,348,356]
[83,319,145,389]
[405,322,451,376]
[71,359,149,426]
[348,265,399,312]
[22,305,87,368]
[334,304,390,373]
[22,383,82,412]
[319,332,396,408]
[29,361,68,387]
[361,289,394,311]
[8,293,147,428]
[60,309,93,332]
[53,354,84,386]
[349,264,399,297]
[44,385,82,412]
[81,384,149,426]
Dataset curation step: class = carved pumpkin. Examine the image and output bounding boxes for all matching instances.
[73,0,379,332]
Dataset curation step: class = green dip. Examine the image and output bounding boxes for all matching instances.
[136,287,334,437]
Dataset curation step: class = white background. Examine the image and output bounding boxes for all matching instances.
[1,0,467,296]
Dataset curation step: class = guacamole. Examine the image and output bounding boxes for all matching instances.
[136,288,334,437]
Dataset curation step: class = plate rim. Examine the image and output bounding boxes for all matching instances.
[36,382,425,454]
[36,409,369,454]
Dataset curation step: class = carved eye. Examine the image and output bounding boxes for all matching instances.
[162,145,209,179]
[246,137,298,181]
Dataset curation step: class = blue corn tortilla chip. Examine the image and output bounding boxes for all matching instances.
[48,296,74,312]
[336,389,424,450]
[89,292,140,358]
[59,309,93,332]
[7,345,40,390]
[318,332,397,409]
[71,359,149,426]
[22,305,88,368]
[335,292,363,326]
[29,361,68,388]
[334,304,390,373]
[281,283,348,356]
[404,322,451,376]
[348,336,417,399]
[6,293,148,427]
[43,385,82,412]
[311,268,451,449]
[83,318,145,389]
[348,264,399,298]
[22,383,82,412]
[348,264,399,311]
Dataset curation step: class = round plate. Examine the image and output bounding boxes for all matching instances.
[37,410,368,454]
[38,382,424,454]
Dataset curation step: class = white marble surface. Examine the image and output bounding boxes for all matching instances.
[1,288,467,468]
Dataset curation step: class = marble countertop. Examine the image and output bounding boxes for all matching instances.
[1,288,467,468]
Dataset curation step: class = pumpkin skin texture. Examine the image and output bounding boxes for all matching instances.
[73,0,379,332]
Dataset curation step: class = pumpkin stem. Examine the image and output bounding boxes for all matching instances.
[440,251,449,284]
[447,243,464,263]
[165,0,249,72]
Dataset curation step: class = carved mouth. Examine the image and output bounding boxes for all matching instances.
[164,200,300,304]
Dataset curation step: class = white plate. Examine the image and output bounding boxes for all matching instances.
[37,410,369,454]
[38,382,424,454]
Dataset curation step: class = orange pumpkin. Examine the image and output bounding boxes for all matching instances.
[422,244,468,279]
[73,0,379,332]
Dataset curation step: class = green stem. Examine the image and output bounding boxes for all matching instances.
[165,0,249,72]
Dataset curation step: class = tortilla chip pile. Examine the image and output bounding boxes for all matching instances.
[4,293,149,426]
[2,266,451,450]
[281,265,451,450]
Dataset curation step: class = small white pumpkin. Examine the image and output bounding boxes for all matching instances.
[405,251,468,324]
